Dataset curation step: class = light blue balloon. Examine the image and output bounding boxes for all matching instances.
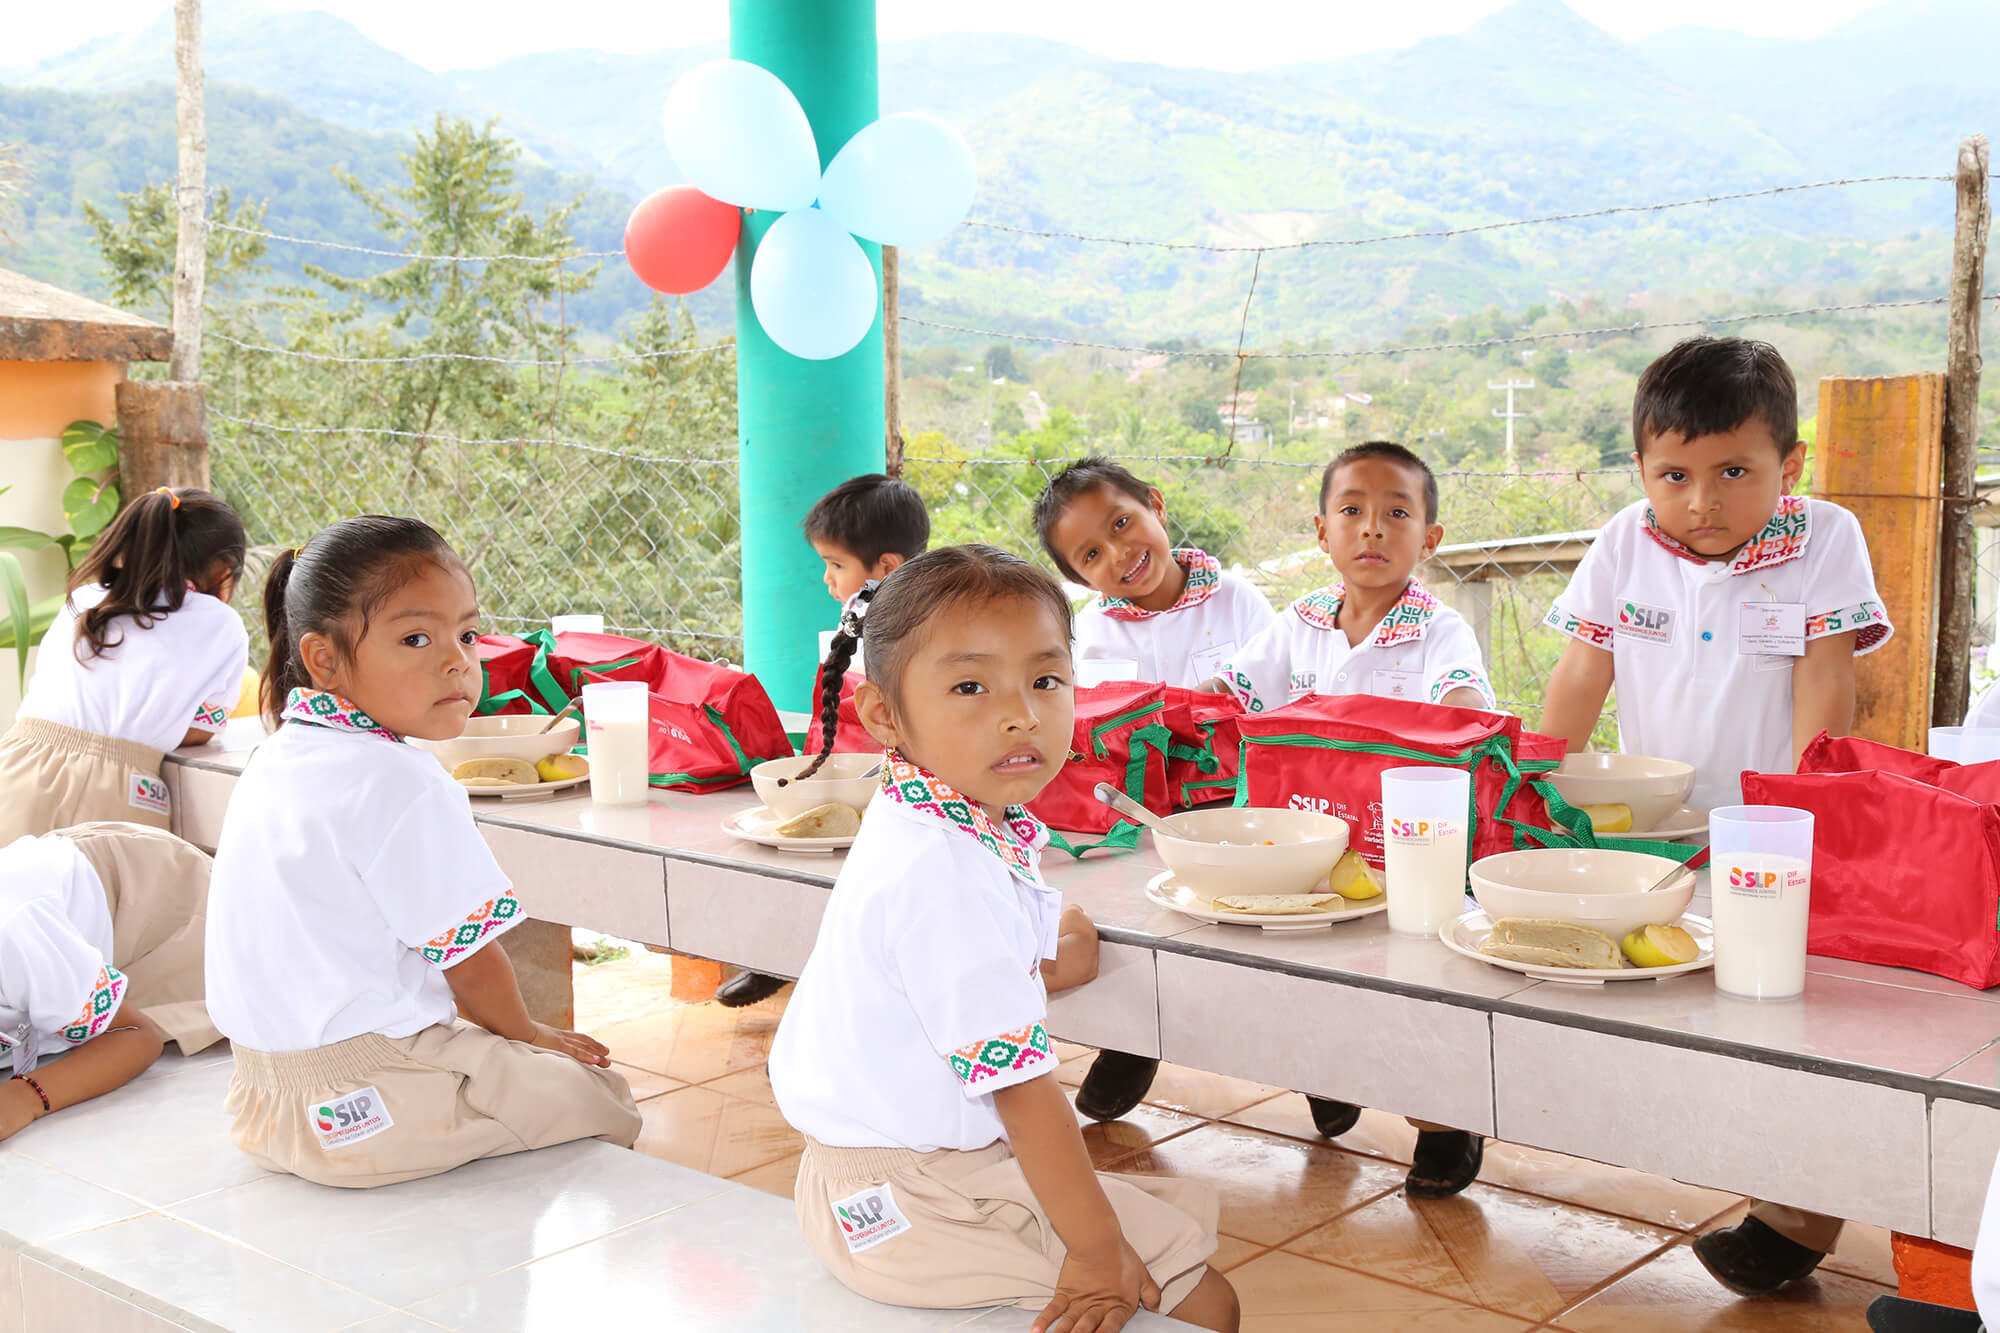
[818,114,977,248]
[750,208,880,361]
[661,59,819,213]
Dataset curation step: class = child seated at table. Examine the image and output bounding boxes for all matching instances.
[1032,456,1277,1126]
[1539,335,1893,1293]
[770,545,1238,1332]
[0,821,220,1142]
[717,473,932,1011]
[1211,441,1495,1198]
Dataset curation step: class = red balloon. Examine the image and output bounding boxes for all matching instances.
[624,185,741,294]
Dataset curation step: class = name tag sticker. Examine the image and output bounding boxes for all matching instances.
[832,1182,913,1253]
[308,1085,395,1151]
[1371,669,1421,699]
[127,773,170,816]
[1189,641,1235,684]
[1738,602,1807,657]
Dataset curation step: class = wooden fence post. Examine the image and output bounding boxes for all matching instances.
[883,244,903,478]
[1934,134,1991,728]
[115,380,210,494]
[1815,373,1946,750]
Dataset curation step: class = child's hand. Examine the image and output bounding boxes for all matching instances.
[1044,905,1100,995]
[1032,1239,1160,1333]
[0,1081,41,1143]
[531,1024,613,1068]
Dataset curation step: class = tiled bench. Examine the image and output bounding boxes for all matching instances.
[1,1047,1190,1332]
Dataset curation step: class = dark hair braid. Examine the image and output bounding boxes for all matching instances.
[784,585,875,785]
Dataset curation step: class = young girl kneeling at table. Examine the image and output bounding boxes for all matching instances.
[0,487,249,843]
[204,516,639,1188]
[770,545,1240,1333]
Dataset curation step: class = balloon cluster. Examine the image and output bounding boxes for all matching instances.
[623,59,977,361]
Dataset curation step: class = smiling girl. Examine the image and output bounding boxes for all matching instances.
[203,516,638,1188]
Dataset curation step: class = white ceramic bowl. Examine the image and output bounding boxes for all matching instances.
[407,714,582,774]
[1469,847,1694,941]
[751,753,884,821]
[1152,807,1351,900]
[1547,752,1695,832]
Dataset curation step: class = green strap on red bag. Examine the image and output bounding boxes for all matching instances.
[474,630,569,717]
[1031,682,1182,858]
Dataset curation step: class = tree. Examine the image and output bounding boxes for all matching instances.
[82,184,269,320]
[984,343,1022,381]
[1178,395,1222,434]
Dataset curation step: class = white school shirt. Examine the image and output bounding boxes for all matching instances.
[769,757,1064,1154]
[19,583,249,754]
[1217,579,1496,714]
[204,692,523,1053]
[1543,496,1892,812]
[0,832,125,1076]
[1074,548,1277,690]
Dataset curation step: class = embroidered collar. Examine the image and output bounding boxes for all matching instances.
[1097,548,1221,623]
[1291,579,1440,647]
[1643,494,1809,574]
[880,753,1047,884]
[282,688,403,742]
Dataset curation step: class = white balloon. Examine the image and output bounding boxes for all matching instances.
[750,208,880,361]
[818,113,977,248]
[661,59,820,213]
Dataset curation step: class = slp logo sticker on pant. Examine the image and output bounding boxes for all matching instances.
[308,1086,395,1150]
[831,1183,912,1253]
[127,773,170,816]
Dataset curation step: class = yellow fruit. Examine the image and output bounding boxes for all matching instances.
[1620,923,1699,968]
[536,753,589,783]
[1328,850,1385,900]
[1581,803,1633,834]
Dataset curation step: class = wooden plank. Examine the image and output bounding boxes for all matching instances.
[1935,134,1991,728]
[1815,373,1946,750]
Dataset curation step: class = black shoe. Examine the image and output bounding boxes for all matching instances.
[715,970,788,1009]
[1866,1294,1985,1332]
[1406,1130,1484,1198]
[1692,1217,1827,1297]
[1306,1096,1361,1139]
[1075,1051,1160,1122]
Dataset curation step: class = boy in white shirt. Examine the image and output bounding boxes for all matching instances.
[1540,336,1892,1295]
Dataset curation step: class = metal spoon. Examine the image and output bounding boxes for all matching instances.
[1093,782,1199,841]
[1641,845,1711,896]
[536,696,585,735]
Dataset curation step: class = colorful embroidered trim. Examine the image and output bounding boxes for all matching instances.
[1097,549,1221,622]
[58,965,127,1045]
[948,1021,1053,1089]
[1808,600,1893,654]
[282,688,403,742]
[1430,667,1495,707]
[422,892,522,966]
[191,701,230,731]
[1543,605,1615,648]
[880,754,1046,882]
[1292,580,1439,646]
[1220,667,1270,714]
[1642,494,1809,573]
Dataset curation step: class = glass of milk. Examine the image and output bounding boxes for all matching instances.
[1380,766,1472,937]
[551,613,606,636]
[1076,658,1141,689]
[581,681,650,808]
[1709,805,1814,999]
[1958,730,2000,764]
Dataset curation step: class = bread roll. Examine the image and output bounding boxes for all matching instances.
[775,803,863,839]
[1478,918,1624,969]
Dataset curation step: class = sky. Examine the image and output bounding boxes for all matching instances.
[12,0,1885,73]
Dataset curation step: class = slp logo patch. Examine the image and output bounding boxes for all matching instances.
[831,1183,912,1253]
[1288,670,1317,697]
[1616,601,1675,646]
[127,773,170,816]
[307,1085,395,1151]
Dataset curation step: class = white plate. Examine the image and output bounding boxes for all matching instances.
[1595,804,1709,843]
[459,771,590,800]
[1441,907,1714,984]
[721,805,857,853]
[1144,869,1388,931]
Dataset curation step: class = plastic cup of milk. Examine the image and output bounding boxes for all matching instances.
[1930,727,1965,761]
[581,681,650,808]
[551,613,606,636]
[1077,658,1140,689]
[1709,805,1814,1000]
[1958,729,2000,764]
[1381,766,1472,937]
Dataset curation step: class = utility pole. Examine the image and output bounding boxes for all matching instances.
[1489,377,1535,471]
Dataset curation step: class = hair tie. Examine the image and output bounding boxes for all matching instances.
[838,581,878,640]
[293,545,306,560]
[154,486,180,510]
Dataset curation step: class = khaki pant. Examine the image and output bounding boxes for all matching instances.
[1749,1201,1844,1252]
[0,720,169,844]
[795,1137,1216,1315]
[225,1021,641,1189]
[64,820,220,1054]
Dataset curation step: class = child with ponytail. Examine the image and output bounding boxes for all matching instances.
[0,487,248,843]
[769,545,1239,1333]
[204,516,638,1188]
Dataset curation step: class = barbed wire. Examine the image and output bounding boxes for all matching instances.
[906,294,1997,360]
[485,613,737,644]
[198,215,624,263]
[905,454,1645,479]
[207,408,739,466]
[205,328,736,367]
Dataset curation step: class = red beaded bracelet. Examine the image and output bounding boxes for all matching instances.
[10,1073,48,1113]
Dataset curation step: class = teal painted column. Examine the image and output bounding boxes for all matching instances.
[731,0,885,714]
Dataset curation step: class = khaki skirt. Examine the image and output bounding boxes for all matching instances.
[64,820,219,1055]
[0,719,170,844]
